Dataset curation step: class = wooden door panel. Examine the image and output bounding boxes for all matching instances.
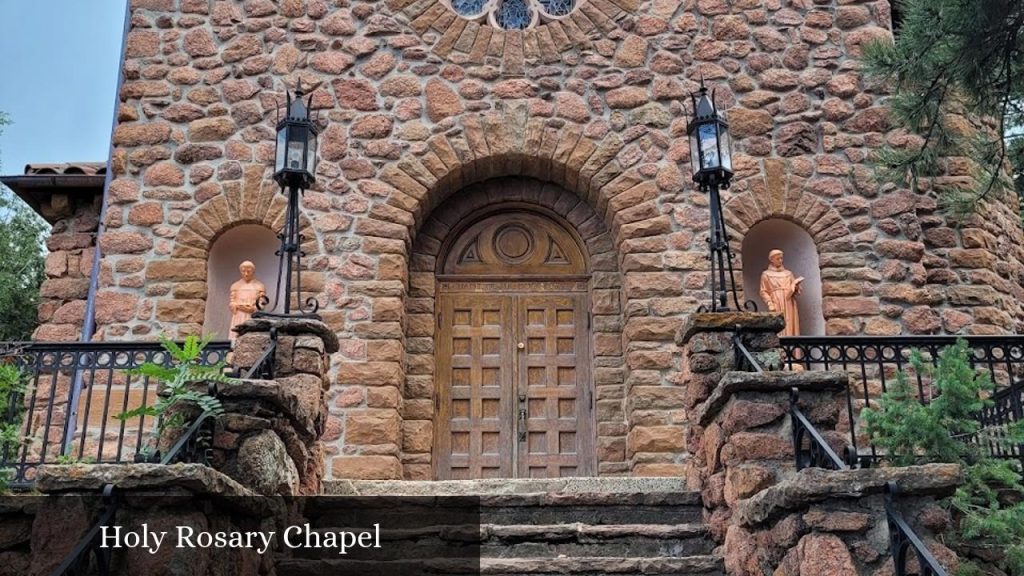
[436,294,514,480]
[435,206,597,479]
[516,294,593,478]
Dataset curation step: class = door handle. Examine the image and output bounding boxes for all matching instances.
[518,394,527,441]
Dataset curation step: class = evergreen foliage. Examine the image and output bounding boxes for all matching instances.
[0,112,47,341]
[117,335,233,458]
[861,0,1024,216]
[864,339,1024,575]
[0,361,27,492]
[1009,136,1024,200]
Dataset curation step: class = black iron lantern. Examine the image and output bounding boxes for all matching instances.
[255,88,321,319]
[274,89,319,190]
[687,83,733,190]
[687,81,752,314]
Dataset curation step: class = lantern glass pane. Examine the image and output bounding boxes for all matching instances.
[307,129,318,174]
[719,128,732,171]
[698,123,720,170]
[689,131,700,177]
[275,128,287,173]
[287,139,305,171]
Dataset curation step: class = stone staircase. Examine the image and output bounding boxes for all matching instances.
[275,478,722,576]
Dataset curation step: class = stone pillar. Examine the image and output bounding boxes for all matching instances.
[677,313,964,576]
[677,313,849,541]
[33,191,107,342]
[224,317,338,495]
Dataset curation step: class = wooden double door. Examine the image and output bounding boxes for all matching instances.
[436,289,594,479]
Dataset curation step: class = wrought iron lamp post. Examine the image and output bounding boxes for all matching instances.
[255,88,321,319]
[687,81,748,313]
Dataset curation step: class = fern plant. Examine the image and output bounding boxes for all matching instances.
[864,339,1024,575]
[117,335,234,460]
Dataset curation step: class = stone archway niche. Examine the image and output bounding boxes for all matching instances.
[203,224,281,339]
[741,219,825,336]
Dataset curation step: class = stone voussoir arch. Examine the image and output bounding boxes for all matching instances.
[356,108,672,258]
[400,177,628,479]
[170,164,317,261]
[723,159,850,251]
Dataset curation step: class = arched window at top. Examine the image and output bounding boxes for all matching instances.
[741,219,825,336]
[446,0,578,30]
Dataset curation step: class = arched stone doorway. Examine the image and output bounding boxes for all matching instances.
[434,206,595,479]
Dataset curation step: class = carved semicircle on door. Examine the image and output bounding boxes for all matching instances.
[442,211,587,276]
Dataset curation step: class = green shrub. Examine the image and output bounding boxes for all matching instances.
[864,339,1024,575]
[0,362,27,491]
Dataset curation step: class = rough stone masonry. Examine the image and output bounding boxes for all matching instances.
[27,0,1024,480]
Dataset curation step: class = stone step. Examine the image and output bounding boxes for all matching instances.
[275,555,724,576]
[291,523,713,560]
[306,492,704,527]
[323,477,690,497]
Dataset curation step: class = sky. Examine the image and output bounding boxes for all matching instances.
[0,0,127,176]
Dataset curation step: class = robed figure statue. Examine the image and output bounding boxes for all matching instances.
[759,249,803,336]
[229,260,267,339]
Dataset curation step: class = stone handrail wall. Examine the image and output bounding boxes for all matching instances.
[678,312,964,575]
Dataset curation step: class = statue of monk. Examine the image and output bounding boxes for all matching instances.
[759,249,803,336]
[229,261,267,339]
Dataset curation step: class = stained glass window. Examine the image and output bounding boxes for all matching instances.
[451,0,488,17]
[446,0,577,29]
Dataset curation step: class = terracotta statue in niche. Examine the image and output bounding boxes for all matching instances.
[229,261,266,339]
[759,249,803,336]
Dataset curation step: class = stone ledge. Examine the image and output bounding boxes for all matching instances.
[234,316,339,354]
[676,312,785,345]
[219,375,323,440]
[35,463,254,497]
[695,370,849,427]
[327,477,694,496]
[736,463,962,527]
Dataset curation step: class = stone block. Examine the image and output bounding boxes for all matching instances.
[627,425,684,454]
[345,409,401,446]
[235,429,299,495]
[331,456,402,480]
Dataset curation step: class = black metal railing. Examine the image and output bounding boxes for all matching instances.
[733,333,764,373]
[0,340,230,487]
[51,484,119,576]
[790,387,854,471]
[782,336,1024,463]
[239,328,277,380]
[885,481,949,576]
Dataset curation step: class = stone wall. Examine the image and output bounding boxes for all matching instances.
[28,0,1024,477]
[32,191,104,342]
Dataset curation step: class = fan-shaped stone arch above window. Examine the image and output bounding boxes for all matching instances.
[389,0,631,71]
[445,0,578,30]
